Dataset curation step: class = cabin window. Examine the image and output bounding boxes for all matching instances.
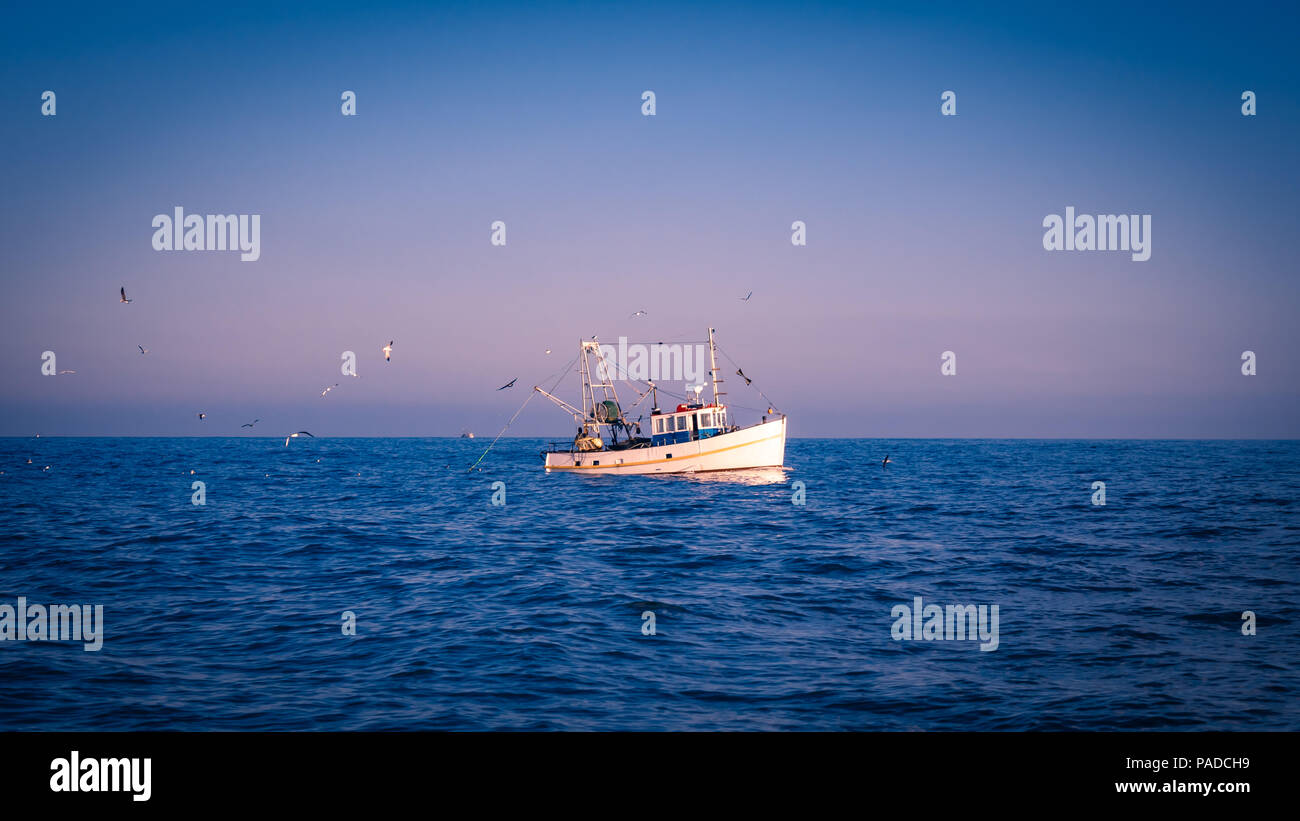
[676,416,687,431]
[655,418,664,434]
[701,413,713,427]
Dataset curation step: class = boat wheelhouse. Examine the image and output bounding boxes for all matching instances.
[649,400,726,445]
[535,328,786,475]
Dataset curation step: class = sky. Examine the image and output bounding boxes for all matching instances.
[1,1,1297,437]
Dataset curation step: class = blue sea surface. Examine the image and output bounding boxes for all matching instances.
[0,437,1296,731]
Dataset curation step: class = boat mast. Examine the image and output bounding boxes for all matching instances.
[708,327,725,406]
[579,340,593,429]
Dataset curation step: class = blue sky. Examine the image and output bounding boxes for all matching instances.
[1,1,1296,436]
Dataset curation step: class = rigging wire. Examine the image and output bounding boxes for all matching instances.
[716,344,783,414]
[593,340,784,416]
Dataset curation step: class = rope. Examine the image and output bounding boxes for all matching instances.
[466,391,536,472]
[466,353,578,472]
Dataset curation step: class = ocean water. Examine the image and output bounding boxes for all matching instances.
[0,437,1296,731]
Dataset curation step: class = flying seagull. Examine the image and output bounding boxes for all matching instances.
[196,412,206,421]
[321,383,339,398]
[284,431,315,447]
[882,454,892,466]
[382,341,394,362]
[736,368,752,386]
[545,349,552,355]
[629,310,648,318]
[138,345,149,355]
[120,286,132,304]
[740,291,752,301]
[498,378,517,391]
[241,418,259,428]
[57,369,76,375]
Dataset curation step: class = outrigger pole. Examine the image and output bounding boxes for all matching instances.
[709,327,725,407]
[533,386,584,421]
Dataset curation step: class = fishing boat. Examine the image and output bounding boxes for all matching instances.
[536,328,786,475]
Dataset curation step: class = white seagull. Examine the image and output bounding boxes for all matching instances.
[284,431,315,447]
[382,341,394,362]
[321,383,339,398]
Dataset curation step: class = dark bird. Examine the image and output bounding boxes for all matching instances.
[736,368,752,386]
[196,412,206,421]
[241,418,259,428]
[882,454,892,466]
[120,286,132,304]
[284,431,315,447]
[137,345,149,355]
[382,341,394,362]
[739,291,752,301]
[498,378,517,391]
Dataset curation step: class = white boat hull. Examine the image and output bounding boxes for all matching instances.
[543,417,786,475]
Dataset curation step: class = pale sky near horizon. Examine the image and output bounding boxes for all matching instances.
[2,1,1296,437]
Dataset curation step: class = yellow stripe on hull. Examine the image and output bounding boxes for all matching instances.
[543,418,787,474]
